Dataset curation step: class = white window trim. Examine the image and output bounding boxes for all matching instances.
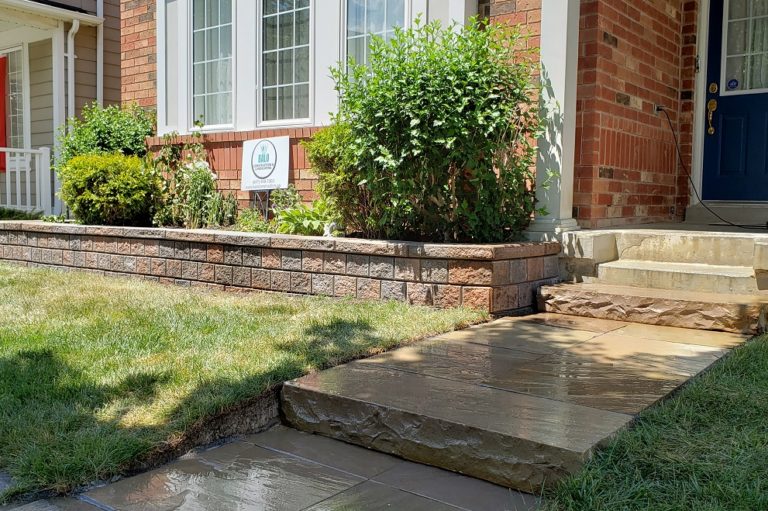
[157,0,473,136]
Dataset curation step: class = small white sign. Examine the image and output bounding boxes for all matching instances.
[241,136,290,191]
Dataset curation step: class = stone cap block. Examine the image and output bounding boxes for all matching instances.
[0,221,561,260]
[561,232,618,263]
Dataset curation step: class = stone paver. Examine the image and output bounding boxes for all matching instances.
[71,426,533,511]
[284,314,749,492]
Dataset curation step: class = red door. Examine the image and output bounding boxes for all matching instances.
[0,55,6,172]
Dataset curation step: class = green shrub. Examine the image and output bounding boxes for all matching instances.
[58,153,162,226]
[313,19,541,242]
[275,199,342,236]
[303,123,366,235]
[235,208,274,233]
[269,185,303,214]
[0,208,42,221]
[151,132,238,229]
[57,103,155,168]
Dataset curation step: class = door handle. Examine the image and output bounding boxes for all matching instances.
[707,99,718,135]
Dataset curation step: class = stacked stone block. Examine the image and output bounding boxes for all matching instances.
[0,222,561,313]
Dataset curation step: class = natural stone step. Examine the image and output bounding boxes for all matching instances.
[538,282,767,333]
[282,362,632,493]
[596,259,758,294]
[611,231,760,266]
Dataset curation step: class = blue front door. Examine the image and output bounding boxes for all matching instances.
[703,0,768,201]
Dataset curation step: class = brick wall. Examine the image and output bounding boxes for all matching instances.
[121,0,156,108]
[0,222,561,314]
[146,128,321,208]
[573,0,690,228]
[489,0,542,54]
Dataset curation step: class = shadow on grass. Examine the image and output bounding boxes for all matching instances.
[0,318,381,502]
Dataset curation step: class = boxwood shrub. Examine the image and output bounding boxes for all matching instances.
[306,19,541,243]
[58,153,162,226]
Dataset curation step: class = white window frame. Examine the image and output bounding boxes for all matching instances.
[156,0,473,136]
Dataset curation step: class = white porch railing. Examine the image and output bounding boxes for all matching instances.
[0,147,54,216]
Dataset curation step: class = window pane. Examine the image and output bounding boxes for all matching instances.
[264,15,278,51]
[193,31,205,61]
[279,49,294,85]
[728,20,748,55]
[347,0,365,37]
[726,56,747,90]
[220,25,232,58]
[193,63,205,94]
[264,52,278,86]
[295,46,309,82]
[296,0,309,8]
[265,0,278,15]
[387,0,404,28]
[348,36,365,65]
[750,54,768,89]
[755,0,768,17]
[264,88,278,121]
[730,0,748,19]
[752,17,768,52]
[279,0,293,12]
[295,84,309,118]
[193,0,205,29]
[220,0,232,24]
[367,1,385,34]
[279,13,294,47]
[279,86,293,119]
[206,27,219,60]
[296,8,310,45]
[206,0,219,26]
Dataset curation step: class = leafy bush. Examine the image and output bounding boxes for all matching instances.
[311,19,541,242]
[270,185,302,214]
[275,199,342,236]
[0,208,42,221]
[58,153,162,226]
[235,208,274,233]
[151,132,236,229]
[57,103,155,168]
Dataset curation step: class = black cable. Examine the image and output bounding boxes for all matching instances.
[657,105,767,230]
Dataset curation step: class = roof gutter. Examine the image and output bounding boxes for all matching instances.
[0,0,103,25]
[66,18,80,129]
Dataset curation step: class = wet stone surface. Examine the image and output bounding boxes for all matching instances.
[284,315,748,492]
[69,427,535,511]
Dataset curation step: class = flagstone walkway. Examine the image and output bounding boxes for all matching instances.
[3,313,749,510]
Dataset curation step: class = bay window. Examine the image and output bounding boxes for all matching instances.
[157,0,476,135]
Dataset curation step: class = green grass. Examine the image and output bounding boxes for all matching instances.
[0,263,486,501]
[545,334,768,511]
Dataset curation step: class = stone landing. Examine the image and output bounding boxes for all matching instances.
[282,314,747,493]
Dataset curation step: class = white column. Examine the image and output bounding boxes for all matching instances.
[526,0,581,241]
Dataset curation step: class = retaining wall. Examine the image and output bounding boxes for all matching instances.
[0,222,561,313]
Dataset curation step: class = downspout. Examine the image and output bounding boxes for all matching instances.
[97,0,103,105]
[66,19,80,132]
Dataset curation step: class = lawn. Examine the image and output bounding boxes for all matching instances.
[545,333,768,511]
[0,263,486,501]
